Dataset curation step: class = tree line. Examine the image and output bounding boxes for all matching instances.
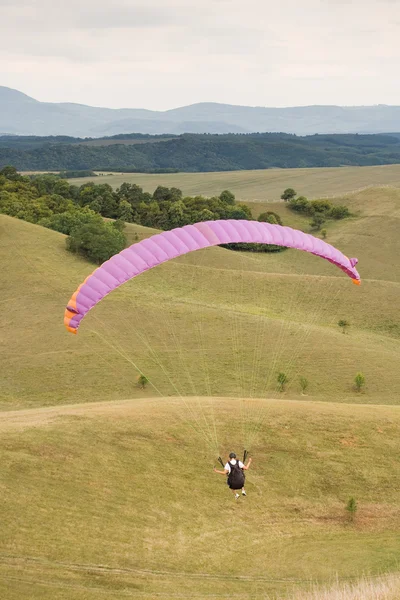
[0,167,285,263]
[281,188,351,232]
[1,132,400,171]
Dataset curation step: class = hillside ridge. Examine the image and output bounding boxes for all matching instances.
[2,86,400,136]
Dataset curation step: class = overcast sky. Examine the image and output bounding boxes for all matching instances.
[1,0,399,110]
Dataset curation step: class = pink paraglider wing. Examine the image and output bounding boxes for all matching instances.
[64,220,360,333]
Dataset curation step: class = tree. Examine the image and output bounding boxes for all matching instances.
[300,377,309,395]
[346,497,357,522]
[0,166,21,181]
[226,203,252,220]
[78,183,118,218]
[140,200,163,228]
[19,198,53,223]
[219,190,235,205]
[42,194,75,214]
[167,200,187,228]
[258,211,283,225]
[32,174,64,196]
[354,372,365,392]
[59,170,97,179]
[89,199,102,213]
[288,196,310,213]
[310,199,332,214]
[281,188,296,202]
[338,319,350,334]
[137,374,149,389]
[321,228,327,239]
[329,205,350,219]
[98,192,118,218]
[118,199,134,222]
[67,218,126,264]
[52,179,72,198]
[197,208,215,222]
[78,182,100,207]
[0,190,25,218]
[113,219,126,232]
[277,372,289,392]
[286,195,351,224]
[310,214,325,230]
[153,186,179,202]
[39,207,98,235]
[117,182,146,207]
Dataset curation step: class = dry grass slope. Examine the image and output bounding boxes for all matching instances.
[290,573,400,600]
[1,398,400,598]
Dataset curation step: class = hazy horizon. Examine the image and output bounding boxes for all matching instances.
[3,84,400,111]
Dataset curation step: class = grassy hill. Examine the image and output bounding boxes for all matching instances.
[1,397,400,599]
[2,191,400,409]
[1,185,400,598]
[71,164,400,201]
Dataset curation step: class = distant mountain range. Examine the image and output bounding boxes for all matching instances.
[2,86,400,137]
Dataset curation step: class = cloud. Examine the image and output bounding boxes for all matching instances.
[0,0,399,109]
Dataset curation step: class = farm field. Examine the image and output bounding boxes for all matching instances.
[1,183,400,598]
[68,164,400,201]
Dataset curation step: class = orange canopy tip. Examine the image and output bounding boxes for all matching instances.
[66,326,77,334]
[352,279,361,286]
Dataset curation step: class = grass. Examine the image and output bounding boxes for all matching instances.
[1,183,400,598]
[289,573,400,600]
[68,164,400,201]
[1,397,400,599]
[2,204,400,409]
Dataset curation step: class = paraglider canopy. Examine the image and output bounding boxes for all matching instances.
[64,219,360,334]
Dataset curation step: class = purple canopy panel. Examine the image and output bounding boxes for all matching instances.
[65,220,360,333]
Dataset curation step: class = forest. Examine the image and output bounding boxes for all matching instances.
[1,132,400,172]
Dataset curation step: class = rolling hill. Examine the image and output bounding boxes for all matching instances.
[2,396,400,598]
[1,184,400,598]
[4,131,400,171]
[1,186,400,409]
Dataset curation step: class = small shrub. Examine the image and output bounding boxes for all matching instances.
[288,195,310,213]
[338,319,350,334]
[321,228,327,239]
[310,199,332,214]
[300,377,309,395]
[137,374,149,389]
[354,372,365,392]
[258,211,283,225]
[346,497,357,522]
[329,205,350,219]
[277,372,289,392]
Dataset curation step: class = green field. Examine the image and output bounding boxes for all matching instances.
[1,184,400,598]
[69,164,400,201]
